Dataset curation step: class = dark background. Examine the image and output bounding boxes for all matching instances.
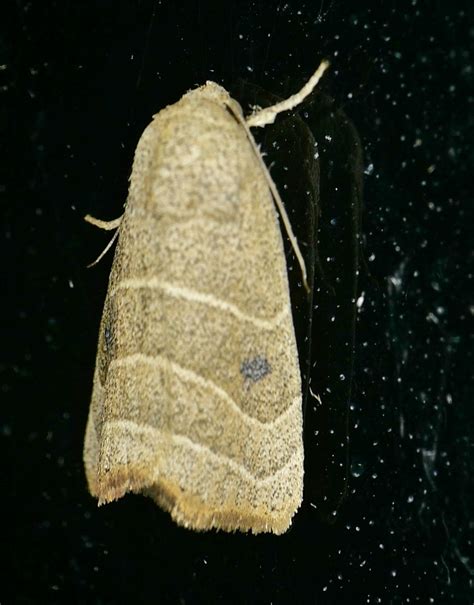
[2,1,473,603]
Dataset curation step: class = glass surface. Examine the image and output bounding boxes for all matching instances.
[2,1,472,602]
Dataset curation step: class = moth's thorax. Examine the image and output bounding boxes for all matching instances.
[126,83,248,221]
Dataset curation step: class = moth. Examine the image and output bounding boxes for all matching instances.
[84,62,329,534]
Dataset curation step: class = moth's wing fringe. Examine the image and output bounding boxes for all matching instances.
[87,465,295,535]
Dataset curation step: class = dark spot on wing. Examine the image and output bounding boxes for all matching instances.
[240,355,271,383]
[99,300,117,386]
[104,324,114,353]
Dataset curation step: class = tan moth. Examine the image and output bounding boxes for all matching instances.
[84,61,329,534]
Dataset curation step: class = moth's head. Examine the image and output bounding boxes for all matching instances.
[182,81,244,121]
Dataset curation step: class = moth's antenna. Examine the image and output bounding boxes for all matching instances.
[246,60,330,128]
[236,113,310,293]
[232,61,330,292]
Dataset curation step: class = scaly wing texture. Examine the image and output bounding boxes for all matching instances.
[84,83,303,534]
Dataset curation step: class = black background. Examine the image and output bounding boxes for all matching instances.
[2,1,473,603]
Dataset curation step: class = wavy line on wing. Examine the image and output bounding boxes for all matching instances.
[104,418,301,484]
[109,353,300,429]
[110,278,289,330]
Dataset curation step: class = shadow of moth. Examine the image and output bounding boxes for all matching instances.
[84,61,329,534]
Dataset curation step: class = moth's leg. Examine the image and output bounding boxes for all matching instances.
[84,214,123,230]
[84,214,123,267]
